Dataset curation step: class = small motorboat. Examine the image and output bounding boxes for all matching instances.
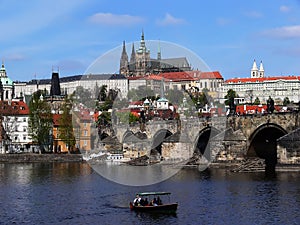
[129,192,178,214]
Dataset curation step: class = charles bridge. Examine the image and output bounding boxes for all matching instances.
[97,112,300,169]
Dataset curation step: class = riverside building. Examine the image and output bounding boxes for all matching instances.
[222,60,300,104]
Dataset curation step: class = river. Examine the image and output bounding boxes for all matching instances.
[0,162,299,225]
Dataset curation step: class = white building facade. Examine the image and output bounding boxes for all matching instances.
[1,100,32,153]
[14,74,129,100]
[222,60,300,104]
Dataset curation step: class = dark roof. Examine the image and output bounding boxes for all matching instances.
[15,74,127,85]
[160,57,190,69]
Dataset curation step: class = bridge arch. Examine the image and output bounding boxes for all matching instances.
[99,132,109,140]
[194,127,220,156]
[248,123,288,172]
[122,130,134,143]
[151,129,173,155]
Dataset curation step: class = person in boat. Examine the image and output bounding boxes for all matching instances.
[133,194,141,206]
[157,196,162,205]
[150,198,158,206]
[144,198,149,206]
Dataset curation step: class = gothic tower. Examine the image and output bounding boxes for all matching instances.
[119,41,129,75]
[135,30,150,76]
[50,71,61,96]
[157,40,161,61]
[129,43,136,74]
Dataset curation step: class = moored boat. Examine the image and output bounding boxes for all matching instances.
[129,192,178,214]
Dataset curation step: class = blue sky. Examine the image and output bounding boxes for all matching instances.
[1,0,300,81]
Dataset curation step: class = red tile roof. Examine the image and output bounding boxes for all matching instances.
[73,109,93,122]
[0,100,29,115]
[145,71,223,82]
[53,114,62,126]
[198,71,223,79]
[225,76,300,83]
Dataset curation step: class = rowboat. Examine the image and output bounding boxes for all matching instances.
[129,192,178,214]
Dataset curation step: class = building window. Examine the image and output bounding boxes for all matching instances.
[84,140,87,146]
[23,136,26,141]
[84,130,88,136]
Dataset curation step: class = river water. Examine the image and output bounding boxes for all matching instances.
[0,162,299,225]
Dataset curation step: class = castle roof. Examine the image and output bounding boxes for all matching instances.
[225,76,300,84]
[0,100,29,116]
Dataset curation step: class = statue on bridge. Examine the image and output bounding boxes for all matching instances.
[267,96,275,113]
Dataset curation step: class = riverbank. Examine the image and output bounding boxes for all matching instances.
[0,153,83,163]
[1,154,300,172]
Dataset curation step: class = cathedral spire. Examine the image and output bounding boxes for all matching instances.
[130,43,136,64]
[141,29,144,41]
[119,40,129,74]
[157,40,161,61]
[138,29,147,52]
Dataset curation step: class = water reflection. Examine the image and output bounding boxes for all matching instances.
[0,163,299,224]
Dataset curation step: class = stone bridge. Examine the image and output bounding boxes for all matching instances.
[98,112,300,169]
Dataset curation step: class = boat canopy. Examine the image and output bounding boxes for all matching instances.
[137,192,171,196]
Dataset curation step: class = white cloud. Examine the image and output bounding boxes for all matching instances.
[89,13,144,26]
[262,25,300,39]
[280,5,291,13]
[156,13,186,26]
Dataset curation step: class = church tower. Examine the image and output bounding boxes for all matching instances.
[135,30,150,76]
[0,62,14,100]
[259,61,264,78]
[119,41,129,75]
[251,59,259,78]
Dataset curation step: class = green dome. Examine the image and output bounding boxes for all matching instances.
[1,77,13,86]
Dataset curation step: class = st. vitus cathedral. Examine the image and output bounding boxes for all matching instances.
[119,31,191,77]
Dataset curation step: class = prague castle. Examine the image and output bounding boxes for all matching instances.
[119,31,191,77]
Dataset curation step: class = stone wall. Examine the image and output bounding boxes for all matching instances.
[0,153,83,163]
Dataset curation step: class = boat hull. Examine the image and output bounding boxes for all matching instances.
[129,202,178,214]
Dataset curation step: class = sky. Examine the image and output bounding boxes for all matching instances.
[1,0,300,81]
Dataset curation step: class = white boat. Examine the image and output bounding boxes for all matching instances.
[106,153,131,163]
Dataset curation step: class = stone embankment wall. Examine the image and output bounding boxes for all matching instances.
[0,153,83,163]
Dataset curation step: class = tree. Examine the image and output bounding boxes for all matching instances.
[283,97,290,106]
[99,85,107,101]
[267,96,275,113]
[225,89,238,115]
[166,89,184,105]
[28,90,52,152]
[253,97,260,105]
[127,86,155,101]
[74,86,93,108]
[58,94,76,153]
